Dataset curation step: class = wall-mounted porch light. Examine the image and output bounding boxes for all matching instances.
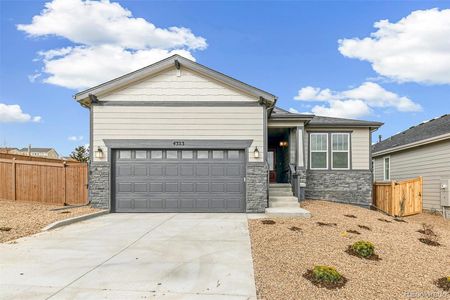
[279,141,288,148]
[253,147,260,159]
[94,147,104,159]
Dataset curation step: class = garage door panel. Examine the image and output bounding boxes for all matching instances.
[165,182,179,192]
[114,149,245,212]
[134,165,147,176]
[149,165,164,176]
[134,183,147,192]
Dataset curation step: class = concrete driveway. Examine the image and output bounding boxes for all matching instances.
[0,213,257,300]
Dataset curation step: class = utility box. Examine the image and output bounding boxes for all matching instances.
[441,179,450,206]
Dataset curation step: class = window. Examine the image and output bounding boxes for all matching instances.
[166,150,178,159]
[310,133,328,169]
[181,150,193,159]
[228,150,239,159]
[135,150,147,159]
[197,150,209,159]
[384,157,390,181]
[331,133,349,169]
[119,150,131,159]
[151,150,162,159]
[212,150,224,159]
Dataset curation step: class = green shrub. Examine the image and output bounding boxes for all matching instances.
[447,276,450,283]
[352,241,375,258]
[312,266,342,283]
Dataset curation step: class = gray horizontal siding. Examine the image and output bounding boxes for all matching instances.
[373,139,450,211]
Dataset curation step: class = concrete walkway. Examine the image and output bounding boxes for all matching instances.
[0,213,257,299]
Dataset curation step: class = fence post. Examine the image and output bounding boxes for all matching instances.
[63,161,67,205]
[12,158,16,201]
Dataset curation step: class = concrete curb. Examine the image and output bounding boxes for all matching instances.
[42,210,109,231]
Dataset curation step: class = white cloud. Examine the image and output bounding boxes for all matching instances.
[17,0,206,50]
[68,135,83,141]
[17,0,207,90]
[39,46,195,90]
[0,103,42,123]
[289,108,299,113]
[338,8,450,84]
[294,82,421,118]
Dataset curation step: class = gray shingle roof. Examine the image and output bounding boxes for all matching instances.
[308,115,383,127]
[19,147,54,152]
[372,114,450,154]
[270,107,383,127]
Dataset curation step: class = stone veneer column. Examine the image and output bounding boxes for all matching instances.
[89,162,110,209]
[246,162,268,212]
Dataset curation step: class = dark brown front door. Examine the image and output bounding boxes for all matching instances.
[268,150,276,183]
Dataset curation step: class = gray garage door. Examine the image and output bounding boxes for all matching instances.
[113,149,245,212]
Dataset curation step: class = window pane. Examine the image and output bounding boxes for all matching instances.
[119,150,131,159]
[167,150,178,159]
[268,151,274,171]
[151,150,162,159]
[135,150,147,159]
[311,134,327,151]
[182,150,193,159]
[333,152,348,169]
[212,150,224,159]
[228,150,239,159]
[197,150,209,159]
[332,133,349,151]
[311,152,327,169]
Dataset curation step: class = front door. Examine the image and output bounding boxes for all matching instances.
[268,150,276,183]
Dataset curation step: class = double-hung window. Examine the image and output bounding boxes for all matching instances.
[310,133,328,169]
[331,133,350,169]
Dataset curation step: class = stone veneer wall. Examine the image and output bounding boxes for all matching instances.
[246,162,268,212]
[89,162,110,209]
[305,170,372,207]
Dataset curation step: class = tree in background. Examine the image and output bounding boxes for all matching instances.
[70,145,89,162]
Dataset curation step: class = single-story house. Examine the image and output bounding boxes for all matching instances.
[16,147,59,159]
[74,55,382,213]
[372,114,450,213]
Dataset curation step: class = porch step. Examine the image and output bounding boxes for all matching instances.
[269,196,298,203]
[265,207,311,218]
[269,183,291,188]
[269,190,294,197]
[269,201,299,208]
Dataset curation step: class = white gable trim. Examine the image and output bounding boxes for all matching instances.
[74,55,277,105]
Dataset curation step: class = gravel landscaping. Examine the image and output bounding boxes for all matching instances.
[0,201,100,243]
[248,200,450,300]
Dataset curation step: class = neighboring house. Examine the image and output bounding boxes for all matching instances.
[372,114,450,212]
[0,147,19,154]
[74,55,382,213]
[16,147,59,159]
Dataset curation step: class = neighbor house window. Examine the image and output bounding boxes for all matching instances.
[331,133,350,169]
[310,133,328,169]
[383,157,390,181]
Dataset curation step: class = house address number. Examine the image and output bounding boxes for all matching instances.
[173,141,185,146]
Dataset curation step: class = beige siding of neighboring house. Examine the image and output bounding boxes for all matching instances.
[93,67,264,163]
[98,68,257,102]
[305,127,370,170]
[373,139,450,211]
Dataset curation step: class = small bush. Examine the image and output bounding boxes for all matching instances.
[312,266,342,283]
[352,241,375,258]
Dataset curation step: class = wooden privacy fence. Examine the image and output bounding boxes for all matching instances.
[0,158,88,205]
[373,177,423,217]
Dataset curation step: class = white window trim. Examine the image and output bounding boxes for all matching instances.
[383,156,390,181]
[310,133,328,170]
[331,133,350,170]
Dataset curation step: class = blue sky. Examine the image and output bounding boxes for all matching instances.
[1,0,449,156]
